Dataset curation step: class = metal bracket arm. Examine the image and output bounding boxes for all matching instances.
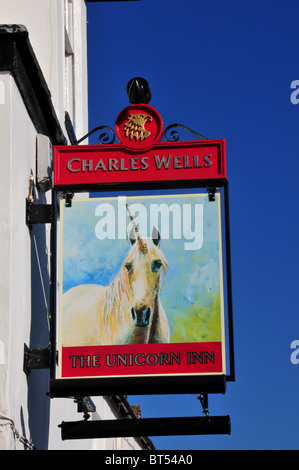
[59,415,231,440]
[198,392,209,416]
[75,396,96,421]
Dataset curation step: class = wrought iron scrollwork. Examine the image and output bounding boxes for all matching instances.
[76,123,207,145]
[163,124,207,142]
[76,125,116,145]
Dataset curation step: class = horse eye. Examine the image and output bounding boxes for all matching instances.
[152,259,162,272]
[125,262,132,272]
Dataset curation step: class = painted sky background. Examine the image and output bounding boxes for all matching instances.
[83,0,299,450]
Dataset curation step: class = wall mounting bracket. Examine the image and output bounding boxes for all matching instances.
[23,344,51,375]
[26,199,53,225]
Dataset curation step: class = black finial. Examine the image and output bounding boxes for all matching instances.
[126,77,152,104]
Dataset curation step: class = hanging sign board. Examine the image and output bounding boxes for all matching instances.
[51,103,232,395]
[57,191,226,381]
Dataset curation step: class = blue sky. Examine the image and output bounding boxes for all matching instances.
[85,0,299,450]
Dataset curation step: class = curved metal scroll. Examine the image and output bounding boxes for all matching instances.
[76,126,116,145]
[76,123,207,145]
[164,124,207,142]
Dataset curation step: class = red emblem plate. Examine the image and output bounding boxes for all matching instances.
[115,104,164,151]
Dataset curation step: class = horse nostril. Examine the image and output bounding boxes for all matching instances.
[131,308,136,321]
[131,306,151,327]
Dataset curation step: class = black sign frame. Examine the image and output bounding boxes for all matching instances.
[49,173,234,399]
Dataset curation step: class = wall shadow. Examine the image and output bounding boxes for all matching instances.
[26,191,51,449]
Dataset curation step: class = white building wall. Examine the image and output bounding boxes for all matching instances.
[0,1,147,450]
[0,72,43,449]
[0,73,13,450]
[0,0,88,140]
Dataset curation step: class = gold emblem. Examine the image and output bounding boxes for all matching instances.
[123,113,152,141]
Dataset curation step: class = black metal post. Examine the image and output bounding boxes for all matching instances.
[49,189,58,380]
[50,374,226,398]
[224,180,235,381]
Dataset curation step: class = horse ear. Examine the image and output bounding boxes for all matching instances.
[128,226,136,246]
[152,226,161,247]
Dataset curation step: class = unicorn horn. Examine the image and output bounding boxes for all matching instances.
[126,204,148,254]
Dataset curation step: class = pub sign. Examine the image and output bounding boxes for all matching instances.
[52,103,233,395]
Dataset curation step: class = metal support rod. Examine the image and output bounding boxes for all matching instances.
[224,181,235,381]
[59,415,231,440]
[49,189,58,380]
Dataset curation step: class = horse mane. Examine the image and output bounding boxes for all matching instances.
[97,237,168,344]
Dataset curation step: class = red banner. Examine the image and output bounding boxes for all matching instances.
[53,139,226,187]
[60,342,224,379]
